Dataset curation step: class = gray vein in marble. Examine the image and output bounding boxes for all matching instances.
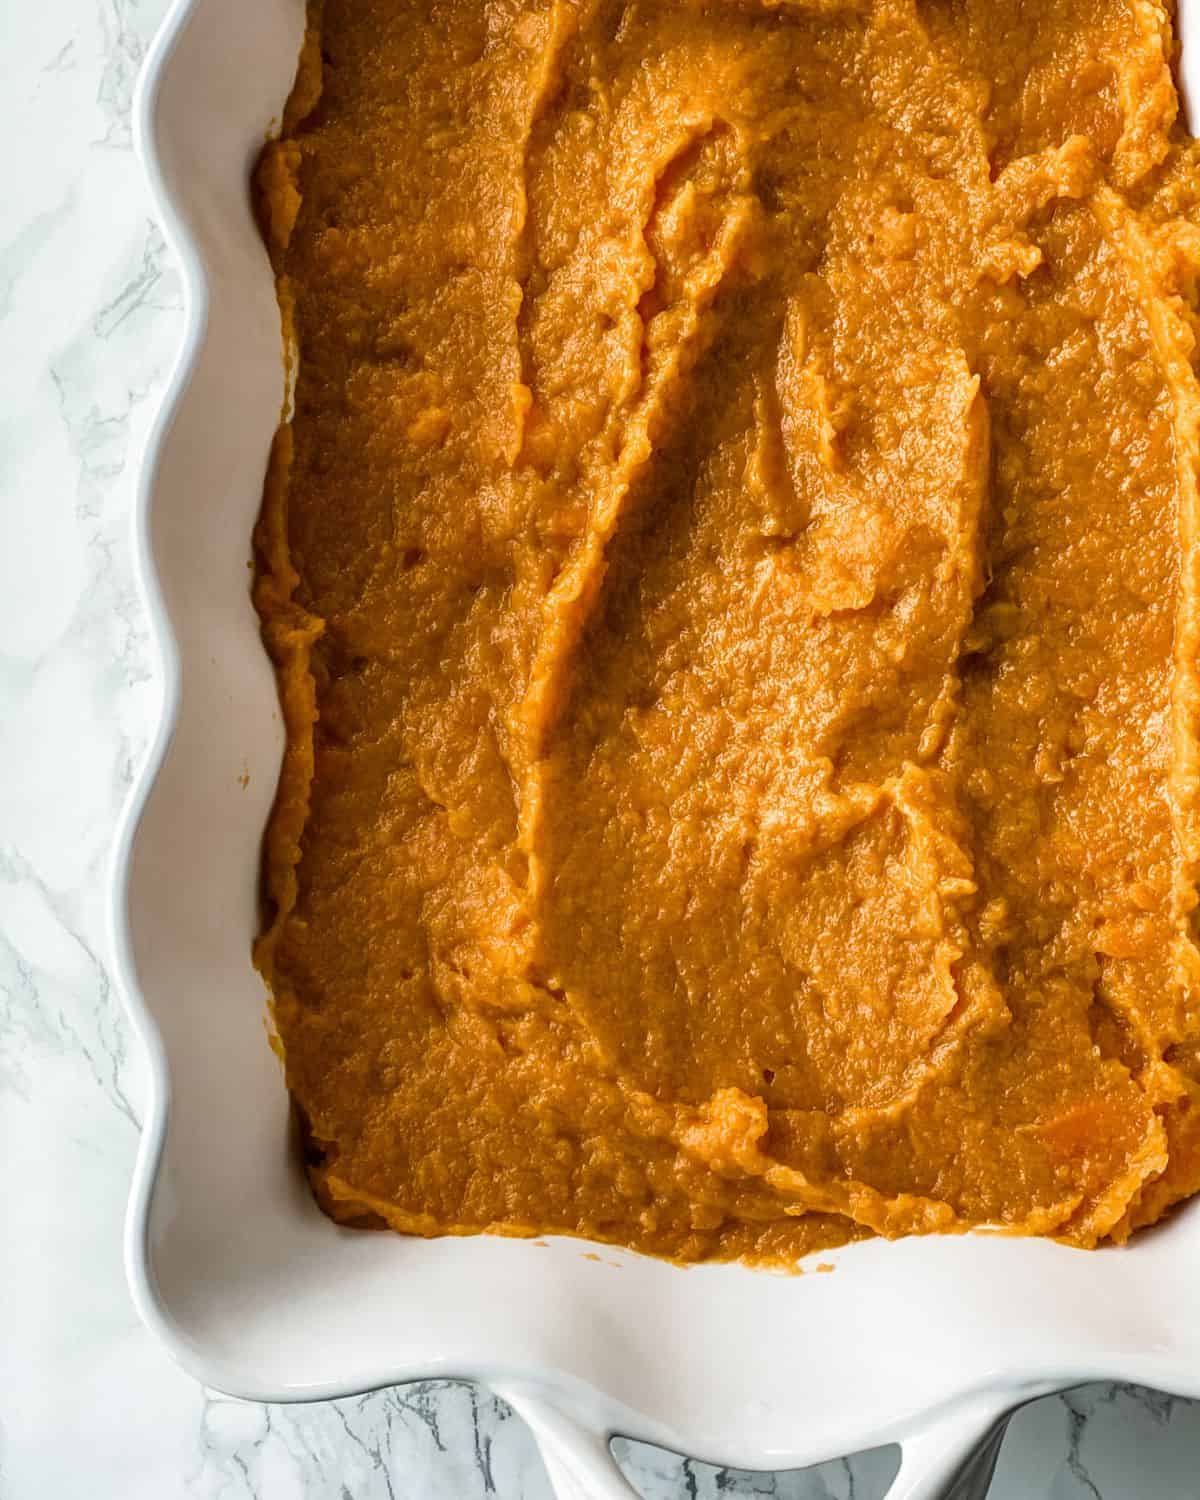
[93,220,175,339]
[1114,1382,1180,1427]
[0,191,79,322]
[332,1400,399,1500]
[470,1384,501,1493]
[613,1436,894,1500]
[1061,1395,1104,1500]
[96,0,149,148]
[0,846,137,1126]
[44,38,78,74]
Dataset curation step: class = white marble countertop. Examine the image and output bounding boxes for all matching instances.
[3,3,1199,1496]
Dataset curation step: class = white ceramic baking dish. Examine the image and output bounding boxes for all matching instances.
[113,2,1200,1495]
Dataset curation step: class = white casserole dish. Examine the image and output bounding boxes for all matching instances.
[113,2,1200,1495]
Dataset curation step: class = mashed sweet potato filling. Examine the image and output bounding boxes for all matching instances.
[254,0,1200,1263]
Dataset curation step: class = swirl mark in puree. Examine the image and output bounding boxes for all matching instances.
[253,0,1200,1262]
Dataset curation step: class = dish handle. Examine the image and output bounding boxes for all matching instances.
[494,1382,640,1500]
[884,1392,1020,1500]
[496,1382,1023,1500]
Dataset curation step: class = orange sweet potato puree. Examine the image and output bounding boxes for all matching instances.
[254,0,1200,1263]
